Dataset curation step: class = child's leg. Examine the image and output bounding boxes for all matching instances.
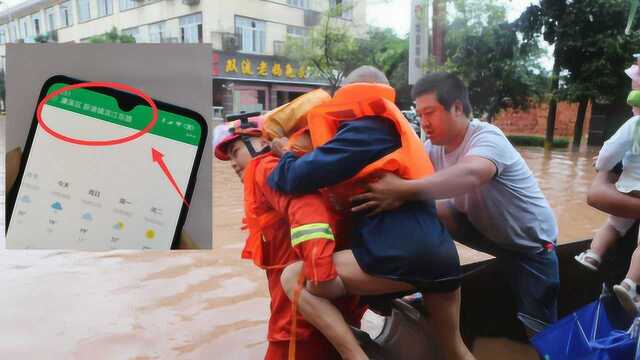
[590,219,622,257]
[625,231,640,284]
[281,260,371,360]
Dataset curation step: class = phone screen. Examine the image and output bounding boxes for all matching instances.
[6,79,206,250]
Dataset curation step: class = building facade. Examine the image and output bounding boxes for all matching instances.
[0,0,367,117]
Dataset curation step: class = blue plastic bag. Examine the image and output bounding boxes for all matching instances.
[532,292,640,360]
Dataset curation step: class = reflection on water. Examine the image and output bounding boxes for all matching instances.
[517,146,605,243]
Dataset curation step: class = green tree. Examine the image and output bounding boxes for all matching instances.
[284,3,360,93]
[87,27,136,43]
[355,28,412,109]
[429,0,549,122]
[519,0,640,147]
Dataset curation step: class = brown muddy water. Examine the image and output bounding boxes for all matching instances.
[0,145,609,359]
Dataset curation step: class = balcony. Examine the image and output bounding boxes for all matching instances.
[211,31,242,52]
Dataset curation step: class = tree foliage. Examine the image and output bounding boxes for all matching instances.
[519,0,640,104]
[284,4,360,93]
[518,0,640,145]
[87,27,136,44]
[425,0,548,122]
[284,3,413,108]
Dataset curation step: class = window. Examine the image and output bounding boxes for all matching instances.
[0,29,6,45]
[287,0,308,8]
[148,21,167,43]
[119,0,143,11]
[46,7,57,31]
[19,16,30,39]
[122,27,142,43]
[287,25,307,38]
[32,13,42,36]
[330,0,353,20]
[179,13,202,43]
[77,0,92,22]
[9,21,18,42]
[60,1,74,27]
[236,16,265,54]
[98,0,113,17]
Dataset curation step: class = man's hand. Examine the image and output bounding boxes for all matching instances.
[350,172,413,216]
[270,137,289,158]
[6,147,22,191]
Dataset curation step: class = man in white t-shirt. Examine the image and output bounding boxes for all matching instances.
[352,72,560,336]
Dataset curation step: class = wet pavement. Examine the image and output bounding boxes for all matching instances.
[0,143,610,359]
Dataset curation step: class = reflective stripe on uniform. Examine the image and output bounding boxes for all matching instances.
[290,223,335,246]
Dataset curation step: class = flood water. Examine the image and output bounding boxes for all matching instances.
[0,142,611,359]
[518,145,605,243]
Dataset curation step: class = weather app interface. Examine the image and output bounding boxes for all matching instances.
[7,83,202,250]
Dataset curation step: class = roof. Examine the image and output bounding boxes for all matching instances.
[0,0,56,24]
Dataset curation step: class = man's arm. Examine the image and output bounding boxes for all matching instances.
[406,155,496,200]
[351,156,496,214]
[268,117,400,195]
[351,124,510,214]
[587,170,640,219]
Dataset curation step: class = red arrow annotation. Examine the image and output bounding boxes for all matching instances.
[152,148,189,208]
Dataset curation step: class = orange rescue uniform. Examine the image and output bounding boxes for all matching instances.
[242,153,364,360]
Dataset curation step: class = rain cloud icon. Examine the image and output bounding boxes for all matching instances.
[51,202,63,211]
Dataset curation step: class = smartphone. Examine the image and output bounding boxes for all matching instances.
[6,75,208,250]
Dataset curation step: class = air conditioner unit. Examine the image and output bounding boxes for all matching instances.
[183,0,200,5]
[221,33,241,52]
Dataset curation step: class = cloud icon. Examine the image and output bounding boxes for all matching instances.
[82,212,93,221]
[20,195,31,203]
[51,202,63,211]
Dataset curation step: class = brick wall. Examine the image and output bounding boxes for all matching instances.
[492,101,592,139]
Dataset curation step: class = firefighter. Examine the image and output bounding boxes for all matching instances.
[213,114,364,360]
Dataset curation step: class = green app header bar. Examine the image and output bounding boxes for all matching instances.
[45,83,202,146]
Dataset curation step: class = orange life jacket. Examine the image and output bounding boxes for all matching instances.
[306,82,434,212]
[241,153,287,270]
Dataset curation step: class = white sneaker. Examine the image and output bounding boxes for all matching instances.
[614,279,640,317]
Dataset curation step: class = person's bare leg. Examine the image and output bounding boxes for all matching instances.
[625,232,640,284]
[281,251,416,360]
[590,221,620,258]
[423,289,475,360]
[281,261,367,360]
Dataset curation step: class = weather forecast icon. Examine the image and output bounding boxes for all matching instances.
[81,212,93,221]
[113,221,125,231]
[20,195,32,203]
[145,229,155,240]
[51,202,63,211]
